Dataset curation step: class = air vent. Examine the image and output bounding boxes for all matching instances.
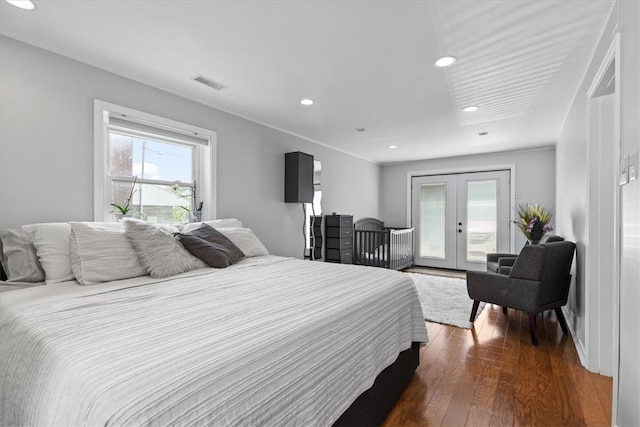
[192,75,227,91]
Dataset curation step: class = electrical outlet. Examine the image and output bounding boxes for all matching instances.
[619,156,629,186]
[628,151,638,182]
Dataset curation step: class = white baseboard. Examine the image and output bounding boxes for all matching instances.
[562,306,589,369]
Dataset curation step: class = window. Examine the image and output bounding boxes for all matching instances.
[94,100,217,223]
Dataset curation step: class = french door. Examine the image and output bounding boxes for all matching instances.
[411,170,510,271]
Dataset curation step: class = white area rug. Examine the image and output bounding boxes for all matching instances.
[406,272,486,329]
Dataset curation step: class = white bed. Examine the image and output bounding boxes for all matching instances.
[1,254,428,426]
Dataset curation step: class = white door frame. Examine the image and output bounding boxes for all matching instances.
[583,33,620,421]
[406,164,517,254]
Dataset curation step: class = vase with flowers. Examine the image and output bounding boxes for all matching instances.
[514,203,554,244]
[110,176,137,221]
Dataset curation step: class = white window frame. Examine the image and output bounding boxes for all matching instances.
[93,99,217,222]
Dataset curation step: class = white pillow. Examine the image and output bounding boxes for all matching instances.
[123,219,207,278]
[23,222,74,284]
[182,218,244,234]
[217,227,269,257]
[70,222,147,285]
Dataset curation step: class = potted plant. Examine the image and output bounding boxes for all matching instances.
[111,176,137,221]
[513,203,554,244]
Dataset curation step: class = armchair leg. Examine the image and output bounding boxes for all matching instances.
[528,314,538,346]
[470,300,480,323]
[555,308,569,334]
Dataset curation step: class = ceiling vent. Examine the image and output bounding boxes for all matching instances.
[192,75,227,91]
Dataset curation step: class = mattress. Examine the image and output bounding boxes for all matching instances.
[0,255,428,426]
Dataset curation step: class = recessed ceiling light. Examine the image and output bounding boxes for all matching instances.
[354,128,366,132]
[462,106,479,112]
[4,0,36,10]
[434,56,457,67]
[478,132,489,136]
[300,99,314,106]
[388,145,397,149]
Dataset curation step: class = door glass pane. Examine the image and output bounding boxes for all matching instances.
[467,180,498,262]
[419,183,446,259]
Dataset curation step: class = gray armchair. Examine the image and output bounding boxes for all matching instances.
[486,235,564,275]
[467,241,576,345]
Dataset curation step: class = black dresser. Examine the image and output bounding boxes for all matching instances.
[325,214,353,264]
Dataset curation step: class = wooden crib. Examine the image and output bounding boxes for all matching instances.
[353,218,415,270]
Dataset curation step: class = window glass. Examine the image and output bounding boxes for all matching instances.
[108,131,196,224]
[109,132,193,181]
[419,183,446,259]
[466,180,498,262]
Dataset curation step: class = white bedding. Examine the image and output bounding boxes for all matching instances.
[0,256,428,426]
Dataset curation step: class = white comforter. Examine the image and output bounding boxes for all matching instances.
[0,256,428,426]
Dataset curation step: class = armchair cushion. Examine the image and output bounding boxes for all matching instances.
[497,256,517,274]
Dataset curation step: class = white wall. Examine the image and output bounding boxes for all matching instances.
[556,1,639,424]
[380,147,556,251]
[0,36,380,258]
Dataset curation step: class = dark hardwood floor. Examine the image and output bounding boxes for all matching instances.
[383,304,613,427]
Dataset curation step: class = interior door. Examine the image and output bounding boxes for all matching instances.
[412,170,510,271]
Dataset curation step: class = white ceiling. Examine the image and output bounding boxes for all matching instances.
[0,0,614,164]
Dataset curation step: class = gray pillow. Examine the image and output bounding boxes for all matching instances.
[176,224,245,268]
[123,220,207,278]
[69,222,147,285]
[0,228,45,283]
[176,235,232,268]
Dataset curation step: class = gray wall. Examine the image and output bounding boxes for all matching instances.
[556,1,639,424]
[380,147,556,251]
[0,36,380,258]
